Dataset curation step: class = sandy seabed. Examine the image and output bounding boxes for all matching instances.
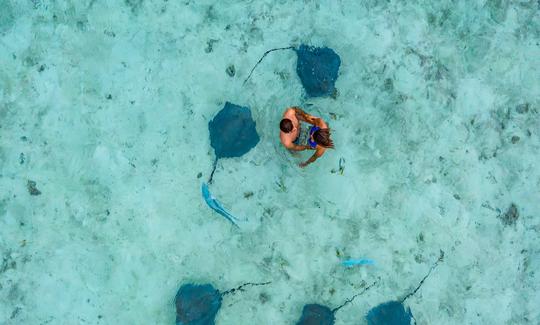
[1,1,539,324]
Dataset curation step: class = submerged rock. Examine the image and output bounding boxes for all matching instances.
[499,203,519,226]
[296,304,335,325]
[205,39,218,53]
[27,180,41,196]
[366,301,412,325]
[175,283,222,325]
[296,45,341,98]
[511,136,520,144]
[515,103,529,114]
[125,0,144,14]
[226,65,235,77]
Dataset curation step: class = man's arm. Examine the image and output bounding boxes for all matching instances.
[287,143,311,151]
[292,107,319,125]
[299,149,323,167]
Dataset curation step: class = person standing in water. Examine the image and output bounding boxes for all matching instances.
[279,106,334,168]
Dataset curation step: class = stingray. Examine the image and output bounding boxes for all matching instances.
[366,301,413,325]
[175,284,221,325]
[175,282,270,325]
[243,45,341,98]
[364,251,445,325]
[296,304,335,325]
[208,102,260,183]
[295,282,377,325]
[295,45,341,98]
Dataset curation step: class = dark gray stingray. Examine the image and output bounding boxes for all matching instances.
[208,102,260,183]
[174,282,270,325]
[365,301,413,325]
[295,45,341,98]
[243,45,341,98]
[295,282,377,325]
[175,284,222,325]
[296,304,335,325]
[365,251,444,325]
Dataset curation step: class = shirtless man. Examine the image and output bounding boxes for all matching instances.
[279,107,334,167]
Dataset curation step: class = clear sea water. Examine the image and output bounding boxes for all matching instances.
[1,1,539,324]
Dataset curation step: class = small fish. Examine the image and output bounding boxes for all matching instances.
[341,259,375,267]
[338,157,345,175]
[201,183,240,227]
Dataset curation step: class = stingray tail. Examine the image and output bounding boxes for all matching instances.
[222,281,271,296]
[243,46,296,85]
[332,281,378,314]
[400,250,444,303]
[208,157,218,184]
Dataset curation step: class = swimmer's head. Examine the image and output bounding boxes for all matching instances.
[280,119,293,133]
[312,128,334,148]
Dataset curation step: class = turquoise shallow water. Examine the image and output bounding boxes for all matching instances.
[1,1,539,324]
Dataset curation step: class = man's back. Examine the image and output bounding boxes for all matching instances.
[279,108,300,149]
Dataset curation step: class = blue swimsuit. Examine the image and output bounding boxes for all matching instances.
[294,121,320,148]
[307,126,320,148]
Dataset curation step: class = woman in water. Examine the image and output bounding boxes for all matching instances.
[279,107,334,168]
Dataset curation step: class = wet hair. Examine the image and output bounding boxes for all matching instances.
[280,119,293,133]
[313,128,334,148]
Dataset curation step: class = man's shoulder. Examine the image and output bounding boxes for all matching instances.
[280,135,293,148]
[284,107,295,114]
